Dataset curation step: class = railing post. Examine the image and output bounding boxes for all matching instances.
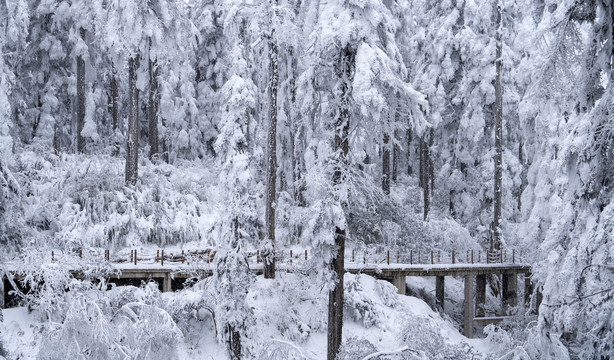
[290,249,293,265]
[431,250,434,264]
[387,250,390,265]
[157,249,160,262]
[471,250,474,264]
[52,250,54,262]
[161,250,164,266]
[182,250,185,264]
[397,251,400,263]
[418,250,421,264]
[257,250,260,263]
[352,249,355,262]
[479,250,481,263]
[452,250,456,264]
[134,249,137,265]
[305,249,308,261]
[438,250,441,263]
[410,250,413,265]
[513,249,515,264]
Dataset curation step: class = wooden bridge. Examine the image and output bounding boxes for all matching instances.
[1,247,534,338]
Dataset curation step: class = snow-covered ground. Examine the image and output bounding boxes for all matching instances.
[1,273,511,359]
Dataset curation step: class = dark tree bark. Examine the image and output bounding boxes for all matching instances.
[264,22,279,280]
[493,0,503,251]
[392,136,399,182]
[76,27,86,153]
[228,325,241,360]
[420,132,430,221]
[327,44,355,360]
[382,132,391,195]
[148,47,159,160]
[125,56,139,185]
[111,75,119,156]
[406,127,413,175]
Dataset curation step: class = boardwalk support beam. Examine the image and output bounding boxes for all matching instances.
[436,276,445,310]
[502,273,518,311]
[476,274,486,317]
[392,274,406,295]
[163,272,172,292]
[464,275,474,338]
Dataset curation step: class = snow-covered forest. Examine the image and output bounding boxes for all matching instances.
[0,0,613,358]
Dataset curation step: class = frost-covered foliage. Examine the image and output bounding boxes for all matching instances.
[398,315,476,359]
[12,152,216,249]
[344,274,398,328]
[35,283,182,360]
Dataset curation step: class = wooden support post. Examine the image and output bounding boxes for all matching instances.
[418,250,421,264]
[431,250,434,264]
[161,250,164,266]
[467,250,470,263]
[463,275,474,338]
[478,250,481,263]
[305,249,308,261]
[290,250,293,265]
[52,250,54,262]
[134,249,137,265]
[436,276,445,311]
[387,250,390,265]
[163,272,172,293]
[397,251,399,263]
[524,274,532,307]
[182,250,185,264]
[131,250,133,263]
[452,250,456,264]
[502,273,518,312]
[157,249,160,262]
[392,274,406,295]
[0,277,5,309]
[476,274,486,317]
[410,250,413,265]
[471,250,474,264]
[513,249,515,264]
[352,249,355,262]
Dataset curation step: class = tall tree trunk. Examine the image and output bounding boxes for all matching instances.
[125,56,139,185]
[407,127,413,175]
[111,75,119,156]
[76,27,86,153]
[264,23,279,280]
[382,133,391,195]
[420,133,430,221]
[148,48,159,160]
[493,0,503,251]
[328,44,354,360]
[392,136,399,182]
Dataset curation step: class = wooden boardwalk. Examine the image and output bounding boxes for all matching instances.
[2,248,533,338]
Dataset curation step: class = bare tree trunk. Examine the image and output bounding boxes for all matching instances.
[125,56,139,185]
[111,75,119,156]
[148,47,159,160]
[328,44,354,360]
[76,27,86,153]
[264,25,279,280]
[493,0,503,251]
[420,133,430,221]
[227,324,242,360]
[392,136,399,182]
[406,127,413,175]
[382,133,391,195]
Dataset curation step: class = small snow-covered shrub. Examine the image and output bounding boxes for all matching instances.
[398,316,475,359]
[337,337,378,360]
[344,274,383,328]
[33,281,182,360]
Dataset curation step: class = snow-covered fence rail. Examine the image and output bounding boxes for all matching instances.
[41,246,531,269]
